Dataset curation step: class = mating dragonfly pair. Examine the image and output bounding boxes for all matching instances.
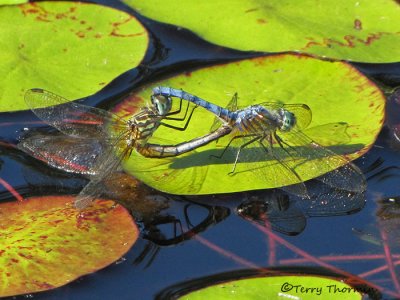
[19,87,366,209]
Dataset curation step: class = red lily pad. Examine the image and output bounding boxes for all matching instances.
[0,196,138,297]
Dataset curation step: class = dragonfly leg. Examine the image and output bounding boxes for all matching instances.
[260,134,305,190]
[257,134,271,154]
[160,105,198,131]
[164,97,191,120]
[210,134,259,160]
[273,132,295,158]
[183,204,196,228]
[149,216,185,244]
[229,135,262,174]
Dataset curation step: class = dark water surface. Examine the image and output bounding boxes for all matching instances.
[1,0,400,299]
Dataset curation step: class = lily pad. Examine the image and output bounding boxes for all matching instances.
[178,275,362,299]
[0,196,138,297]
[0,1,148,112]
[116,54,384,195]
[125,0,400,63]
[0,0,27,5]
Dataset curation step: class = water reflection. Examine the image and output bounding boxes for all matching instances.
[376,196,400,251]
[132,198,229,268]
[237,176,366,236]
[142,200,229,246]
[238,193,306,235]
[385,88,400,148]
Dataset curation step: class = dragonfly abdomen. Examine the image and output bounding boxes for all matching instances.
[152,86,232,124]
[140,125,232,158]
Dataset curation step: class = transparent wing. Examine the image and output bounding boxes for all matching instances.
[18,130,106,175]
[74,137,132,209]
[229,101,312,131]
[210,93,239,132]
[17,127,133,210]
[278,128,366,193]
[75,138,209,209]
[211,120,365,198]
[303,122,351,146]
[298,177,366,216]
[257,102,313,130]
[212,129,309,197]
[267,203,306,235]
[25,89,127,140]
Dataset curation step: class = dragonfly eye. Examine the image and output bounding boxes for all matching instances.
[280,110,296,131]
[151,95,172,116]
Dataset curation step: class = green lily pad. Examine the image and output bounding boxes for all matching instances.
[0,1,148,112]
[116,54,384,195]
[0,0,27,5]
[179,276,362,300]
[0,196,138,297]
[179,275,362,300]
[125,0,400,63]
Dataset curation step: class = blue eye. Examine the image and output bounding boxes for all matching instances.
[281,111,296,131]
[151,95,172,115]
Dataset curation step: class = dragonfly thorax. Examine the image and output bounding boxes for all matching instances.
[235,106,297,134]
[127,107,163,147]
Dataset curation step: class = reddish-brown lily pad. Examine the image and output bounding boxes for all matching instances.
[0,196,138,297]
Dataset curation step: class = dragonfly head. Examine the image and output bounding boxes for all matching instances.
[279,109,296,131]
[151,94,173,116]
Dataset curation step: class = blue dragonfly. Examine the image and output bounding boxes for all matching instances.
[151,86,367,197]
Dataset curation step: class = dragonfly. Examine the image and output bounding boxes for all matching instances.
[20,88,229,209]
[151,86,367,197]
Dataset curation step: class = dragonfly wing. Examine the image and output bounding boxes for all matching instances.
[74,126,132,210]
[279,129,366,193]
[267,202,306,235]
[261,134,309,197]
[256,102,313,130]
[25,89,127,140]
[214,130,309,197]
[210,93,238,132]
[74,179,105,210]
[298,178,366,216]
[18,130,105,175]
[74,142,131,209]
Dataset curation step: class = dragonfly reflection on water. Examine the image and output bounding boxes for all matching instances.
[152,86,367,197]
